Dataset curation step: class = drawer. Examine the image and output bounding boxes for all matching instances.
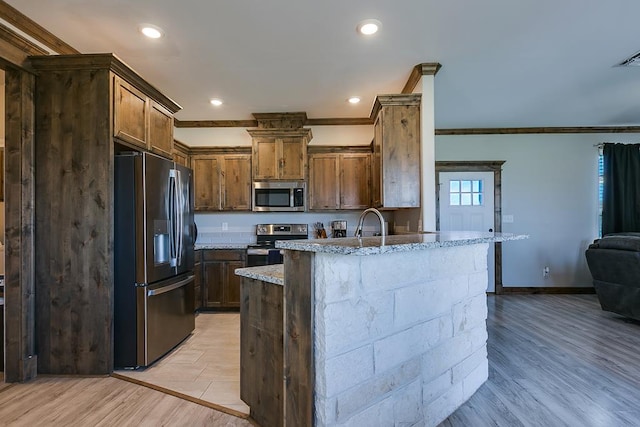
[202,249,246,262]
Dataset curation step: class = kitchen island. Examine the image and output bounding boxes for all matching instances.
[236,231,526,427]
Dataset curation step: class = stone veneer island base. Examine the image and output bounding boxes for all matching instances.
[236,231,526,427]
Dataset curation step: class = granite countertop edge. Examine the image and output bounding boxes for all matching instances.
[195,243,249,250]
[275,231,529,255]
[235,265,284,286]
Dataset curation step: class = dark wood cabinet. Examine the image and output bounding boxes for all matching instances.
[194,250,202,311]
[309,147,371,210]
[370,94,421,208]
[173,140,190,167]
[201,249,246,309]
[192,149,251,211]
[29,53,181,374]
[113,75,175,159]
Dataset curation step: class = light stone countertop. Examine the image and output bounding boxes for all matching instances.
[275,231,528,255]
[194,243,249,250]
[235,264,284,286]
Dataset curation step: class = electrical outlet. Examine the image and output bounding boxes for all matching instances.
[222,222,228,231]
[503,215,514,223]
[543,266,550,279]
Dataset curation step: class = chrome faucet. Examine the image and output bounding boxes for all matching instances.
[354,207,385,237]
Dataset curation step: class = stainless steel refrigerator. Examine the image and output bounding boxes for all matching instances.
[114,151,195,369]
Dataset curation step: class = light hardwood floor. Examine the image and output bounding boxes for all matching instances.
[442,294,640,426]
[0,295,638,426]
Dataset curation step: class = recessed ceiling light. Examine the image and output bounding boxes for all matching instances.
[357,19,381,36]
[210,98,223,106]
[140,24,163,39]
[348,96,361,104]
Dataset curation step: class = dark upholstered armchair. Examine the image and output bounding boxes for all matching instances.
[585,233,640,321]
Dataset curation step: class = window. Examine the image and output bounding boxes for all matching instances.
[450,180,483,206]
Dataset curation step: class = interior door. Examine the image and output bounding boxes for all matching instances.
[439,171,496,292]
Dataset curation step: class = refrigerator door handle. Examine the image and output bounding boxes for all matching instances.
[147,275,194,296]
[168,169,178,267]
[175,169,183,266]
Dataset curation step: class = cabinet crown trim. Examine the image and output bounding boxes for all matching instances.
[370,93,422,120]
[247,128,313,141]
[28,53,182,113]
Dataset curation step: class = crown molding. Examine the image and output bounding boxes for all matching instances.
[0,0,78,54]
[174,119,259,128]
[0,23,47,68]
[435,126,640,135]
[401,62,442,94]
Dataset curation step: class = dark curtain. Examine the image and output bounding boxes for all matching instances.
[602,143,640,235]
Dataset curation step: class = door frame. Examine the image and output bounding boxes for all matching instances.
[435,161,505,294]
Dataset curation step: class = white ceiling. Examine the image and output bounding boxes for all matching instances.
[8,0,640,128]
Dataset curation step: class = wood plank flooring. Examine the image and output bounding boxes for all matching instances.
[0,376,251,426]
[0,295,638,426]
[441,294,640,426]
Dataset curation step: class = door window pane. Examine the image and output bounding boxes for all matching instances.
[449,179,484,206]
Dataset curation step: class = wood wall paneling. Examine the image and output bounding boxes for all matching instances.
[34,67,113,374]
[4,66,37,382]
[240,278,284,427]
[284,250,314,426]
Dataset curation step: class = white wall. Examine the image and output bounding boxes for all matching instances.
[435,133,631,287]
[178,124,624,287]
[175,125,373,147]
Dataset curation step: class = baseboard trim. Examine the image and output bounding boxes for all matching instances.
[500,287,596,295]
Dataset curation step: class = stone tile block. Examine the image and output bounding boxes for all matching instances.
[423,370,453,405]
[315,254,362,304]
[320,345,374,397]
[423,380,464,427]
[462,360,489,401]
[428,246,481,279]
[392,379,423,426]
[452,294,487,335]
[334,357,420,422]
[319,293,395,357]
[451,345,487,385]
[394,277,467,328]
[468,270,489,295]
[336,395,395,426]
[360,251,432,291]
[374,316,451,374]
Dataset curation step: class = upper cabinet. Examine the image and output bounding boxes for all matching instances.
[248,113,312,181]
[173,140,190,167]
[309,147,371,210]
[191,148,252,211]
[370,94,421,208]
[111,69,179,159]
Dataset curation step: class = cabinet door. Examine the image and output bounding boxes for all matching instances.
[253,138,278,180]
[224,260,244,307]
[194,254,202,310]
[279,137,306,180]
[309,154,339,210]
[381,104,420,208]
[149,101,174,159]
[221,155,252,211]
[113,77,148,149]
[192,155,221,211]
[203,260,224,308]
[173,150,189,168]
[341,154,371,209]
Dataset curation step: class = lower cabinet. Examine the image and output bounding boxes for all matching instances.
[201,249,246,309]
[194,250,202,311]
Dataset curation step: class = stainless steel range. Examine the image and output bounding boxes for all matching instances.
[246,224,308,267]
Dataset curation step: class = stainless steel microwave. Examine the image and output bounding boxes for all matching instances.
[252,181,306,212]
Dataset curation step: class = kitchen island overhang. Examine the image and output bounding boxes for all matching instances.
[236,231,527,427]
